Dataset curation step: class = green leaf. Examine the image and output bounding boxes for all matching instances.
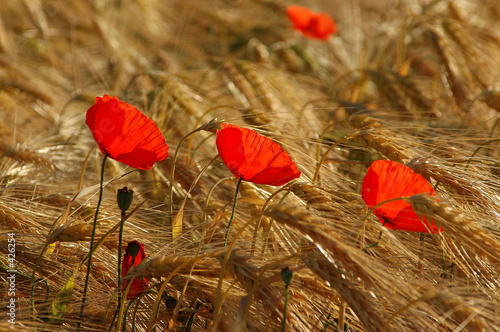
[50,273,74,323]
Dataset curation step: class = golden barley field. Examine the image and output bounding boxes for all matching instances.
[1,0,500,331]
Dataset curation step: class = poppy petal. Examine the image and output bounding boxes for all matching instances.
[309,13,338,40]
[286,5,337,40]
[361,160,442,233]
[286,5,315,30]
[215,126,246,178]
[216,124,301,186]
[389,206,441,233]
[125,277,148,300]
[86,95,169,170]
[245,151,301,185]
[86,95,126,153]
[121,241,148,300]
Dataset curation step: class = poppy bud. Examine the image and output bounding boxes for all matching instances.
[117,187,134,213]
[281,267,294,286]
[126,240,141,259]
[122,240,148,300]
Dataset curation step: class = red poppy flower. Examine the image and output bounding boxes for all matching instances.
[216,124,301,186]
[121,240,148,300]
[286,5,337,40]
[361,160,443,233]
[86,95,169,170]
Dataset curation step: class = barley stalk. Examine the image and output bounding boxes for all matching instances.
[408,195,500,261]
[303,254,390,332]
[123,251,223,281]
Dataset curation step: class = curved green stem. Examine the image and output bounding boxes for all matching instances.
[224,177,243,246]
[464,138,500,171]
[313,134,353,182]
[361,229,383,251]
[203,176,233,225]
[260,190,292,257]
[78,154,108,328]
[31,278,50,321]
[165,118,220,228]
[166,128,200,227]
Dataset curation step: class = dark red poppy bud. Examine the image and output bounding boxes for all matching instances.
[121,240,148,300]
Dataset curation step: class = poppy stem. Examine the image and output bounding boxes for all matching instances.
[78,154,108,328]
[313,135,351,182]
[361,230,382,251]
[224,177,243,246]
[281,284,290,332]
[281,267,294,332]
[115,211,126,327]
[361,220,386,252]
[418,232,425,271]
[165,127,204,228]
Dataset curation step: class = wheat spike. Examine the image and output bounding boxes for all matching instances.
[425,289,492,332]
[408,195,500,262]
[288,183,340,214]
[303,253,389,332]
[223,61,260,109]
[263,204,380,290]
[219,251,285,319]
[407,157,495,206]
[348,114,411,163]
[124,250,223,281]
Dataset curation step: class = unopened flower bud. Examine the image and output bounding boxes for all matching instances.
[126,241,141,258]
[281,267,294,286]
[117,187,134,213]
